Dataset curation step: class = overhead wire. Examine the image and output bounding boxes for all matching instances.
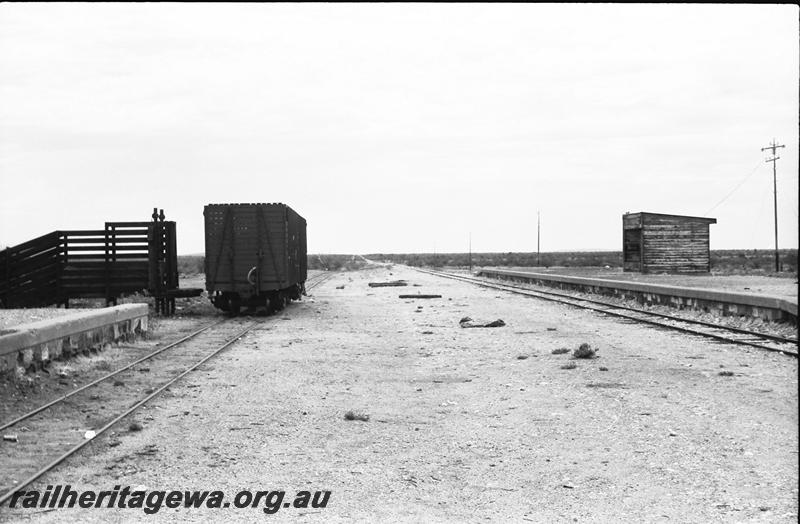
[703,160,763,217]
[748,175,771,247]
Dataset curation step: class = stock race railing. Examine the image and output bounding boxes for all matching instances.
[0,209,196,314]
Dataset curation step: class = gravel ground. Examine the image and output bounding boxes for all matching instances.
[495,266,798,300]
[1,265,797,523]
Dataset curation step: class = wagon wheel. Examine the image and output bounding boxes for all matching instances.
[290,284,302,300]
[268,293,282,313]
[228,295,241,317]
[277,293,287,311]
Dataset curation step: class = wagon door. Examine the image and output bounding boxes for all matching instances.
[254,204,288,291]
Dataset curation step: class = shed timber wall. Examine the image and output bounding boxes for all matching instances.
[623,213,716,274]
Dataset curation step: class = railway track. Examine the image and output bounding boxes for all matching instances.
[0,272,334,505]
[305,270,337,290]
[416,268,798,357]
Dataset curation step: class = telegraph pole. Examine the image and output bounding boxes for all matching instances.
[537,211,541,266]
[761,139,785,272]
[468,232,472,272]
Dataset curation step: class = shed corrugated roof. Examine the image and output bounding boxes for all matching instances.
[624,211,717,224]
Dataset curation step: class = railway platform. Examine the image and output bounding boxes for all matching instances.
[476,268,798,323]
[0,304,148,375]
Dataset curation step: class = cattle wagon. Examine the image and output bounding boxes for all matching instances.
[204,203,307,314]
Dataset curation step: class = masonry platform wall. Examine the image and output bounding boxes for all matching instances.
[477,269,797,324]
[0,304,149,377]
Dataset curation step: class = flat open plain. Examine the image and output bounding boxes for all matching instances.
[2,264,797,523]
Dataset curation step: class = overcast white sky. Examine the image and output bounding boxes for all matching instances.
[1,3,797,254]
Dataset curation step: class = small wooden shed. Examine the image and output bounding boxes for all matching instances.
[622,212,717,273]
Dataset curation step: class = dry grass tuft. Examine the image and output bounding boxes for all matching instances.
[344,411,370,422]
[573,343,597,359]
[560,362,577,370]
[129,422,143,432]
[94,360,113,371]
[551,348,570,355]
[718,370,735,377]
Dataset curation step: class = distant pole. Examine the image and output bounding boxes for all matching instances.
[537,211,541,266]
[761,139,785,272]
[468,233,472,272]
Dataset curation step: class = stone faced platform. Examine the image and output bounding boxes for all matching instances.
[477,269,798,323]
[0,304,149,375]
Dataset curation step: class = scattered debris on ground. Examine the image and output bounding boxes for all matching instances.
[573,343,598,359]
[400,294,442,299]
[599,366,609,371]
[718,370,735,377]
[137,444,158,456]
[459,317,505,328]
[336,285,345,289]
[368,281,408,287]
[517,355,529,360]
[344,411,370,422]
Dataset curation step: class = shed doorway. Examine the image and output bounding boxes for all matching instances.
[623,228,642,270]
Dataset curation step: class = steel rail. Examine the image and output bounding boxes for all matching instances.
[0,318,227,433]
[417,268,798,357]
[0,272,331,505]
[0,322,260,507]
[451,271,798,345]
[305,271,336,288]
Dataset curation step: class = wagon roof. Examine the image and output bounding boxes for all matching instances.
[204,203,305,221]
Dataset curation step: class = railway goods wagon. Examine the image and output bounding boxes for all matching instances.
[204,203,307,314]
